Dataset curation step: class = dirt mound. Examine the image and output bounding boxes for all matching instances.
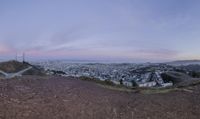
[0,60,29,73]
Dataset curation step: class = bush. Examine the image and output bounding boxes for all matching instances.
[161,73,174,83]
[189,71,200,78]
[104,79,115,86]
[119,79,123,85]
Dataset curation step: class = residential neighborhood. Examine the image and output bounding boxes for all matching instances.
[33,61,175,88]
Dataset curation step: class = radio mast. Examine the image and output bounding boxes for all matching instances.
[23,52,25,63]
[15,53,18,61]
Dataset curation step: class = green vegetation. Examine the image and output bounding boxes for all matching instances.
[98,84,134,92]
[119,79,123,85]
[79,76,115,86]
[141,88,176,94]
[79,76,135,92]
[131,80,138,87]
[189,71,200,78]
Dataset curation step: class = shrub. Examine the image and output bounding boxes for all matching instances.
[104,79,115,86]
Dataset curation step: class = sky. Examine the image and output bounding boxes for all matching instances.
[0,0,200,62]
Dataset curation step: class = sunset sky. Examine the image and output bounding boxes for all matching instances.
[0,0,200,62]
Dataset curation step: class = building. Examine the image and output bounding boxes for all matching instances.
[123,81,132,87]
[138,81,157,87]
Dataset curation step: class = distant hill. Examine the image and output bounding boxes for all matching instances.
[161,71,200,87]
[178,64,200,72]
[167,60,200,66]
[0,60,29,73]
[162,71,191,83]
[0,60,45,76]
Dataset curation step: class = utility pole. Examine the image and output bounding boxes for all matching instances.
[23,52,25,63]
[15,53,18,61]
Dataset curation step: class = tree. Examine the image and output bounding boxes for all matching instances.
[131,80,138,87]
[119,79,123,85]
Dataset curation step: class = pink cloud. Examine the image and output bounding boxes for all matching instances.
[0,44,14,54]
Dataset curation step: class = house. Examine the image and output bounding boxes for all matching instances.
[161,82,173,87]
[111,80,120,85]
[138,81,157,87]
[123,81,132,87]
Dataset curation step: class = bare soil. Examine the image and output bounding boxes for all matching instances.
[0,76,200,119]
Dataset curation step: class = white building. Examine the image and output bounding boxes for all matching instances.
[123,81,132,87]
[138,81,157,87]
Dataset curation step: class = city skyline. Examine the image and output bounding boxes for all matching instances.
[1,0,200,62]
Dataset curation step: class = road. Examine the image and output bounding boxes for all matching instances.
[0,70,8,76]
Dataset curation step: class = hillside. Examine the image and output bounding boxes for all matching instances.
[0,76,200,119]
[0,60,29,73]
[161,71,200,87]
[0,60,45,76]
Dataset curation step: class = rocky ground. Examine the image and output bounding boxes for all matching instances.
[0,76,200,119]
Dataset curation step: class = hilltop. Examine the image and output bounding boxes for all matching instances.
[0,60,45,77]
[0,60,29,73]
[0,75,200,119]
[167,60,200,66]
